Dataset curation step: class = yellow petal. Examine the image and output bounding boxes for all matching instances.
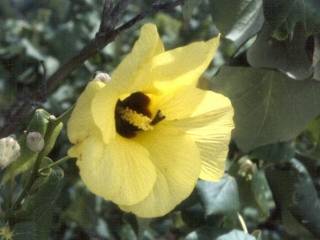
[168,90,234,181]
[68,144,82,158]
[67,80,105,143]
[111,23,164,93]
[120,125,201,217]
[76,135,157,206]
[91,85,119,144]
[151,85,209,120]
[150,36,220,90]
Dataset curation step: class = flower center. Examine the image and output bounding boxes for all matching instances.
[115,92,165,138]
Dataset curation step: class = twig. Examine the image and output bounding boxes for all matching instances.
[0,0,184,138]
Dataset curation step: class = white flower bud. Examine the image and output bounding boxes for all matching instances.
[0,137,20,169]
[49,115,56,121]
[26,131,45,152]
[238,156,257,181]
[94,71,111,83]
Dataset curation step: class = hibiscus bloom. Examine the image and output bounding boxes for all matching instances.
[67,23,234,218]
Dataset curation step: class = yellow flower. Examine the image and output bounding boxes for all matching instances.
[67,23,234,218]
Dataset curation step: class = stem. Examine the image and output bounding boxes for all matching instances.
[237,212,248,234]
[53,105,74,125]
[38,156,72,173]
[11,118,62,211]
[11,150,45,211]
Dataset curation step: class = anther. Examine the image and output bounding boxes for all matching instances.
[114,91,165,138]
[119,107,153,131]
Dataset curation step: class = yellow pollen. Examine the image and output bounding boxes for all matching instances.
[119,107,153,131]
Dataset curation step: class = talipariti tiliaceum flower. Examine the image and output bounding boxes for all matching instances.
[67,23,234,218]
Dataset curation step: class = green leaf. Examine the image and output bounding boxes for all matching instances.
[41,120,63,158]
[265,159,320,238]
[217,230,256,240]
[313,36,320,81]
[251,170,275,217]
[12,222,37,240]
[299,116,320,159]
[263,0,320,37]
[185,226,226,240]
[22,167,63,212]
[2,109,51,183]
[197,175,240,216]
[280,209,314,238]
[64,188,97,230]
[181,204,205,228]
[247,24,313,80]
[210,0,264,47]
[212,67,320,152]
[26,109,51,139]
[118,223,137,240]
[1,109,63,184]
[251,230,262,240]
[229,162,270,221]
[250,142,295,163]
[13,167,64,240]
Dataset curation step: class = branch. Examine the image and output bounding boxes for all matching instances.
[0,0,184,138]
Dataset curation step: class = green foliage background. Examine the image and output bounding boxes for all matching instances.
[1,0,320,239]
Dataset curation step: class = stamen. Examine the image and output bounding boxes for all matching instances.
[114,91,166,138]
[119,107,154,131]
[151,110,166,125]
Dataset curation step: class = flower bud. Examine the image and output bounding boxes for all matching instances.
[49,115,56,121]
[26,131,45,152]
[0,136,20,169]
[94,71,111,83]
[238,156,257,181]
